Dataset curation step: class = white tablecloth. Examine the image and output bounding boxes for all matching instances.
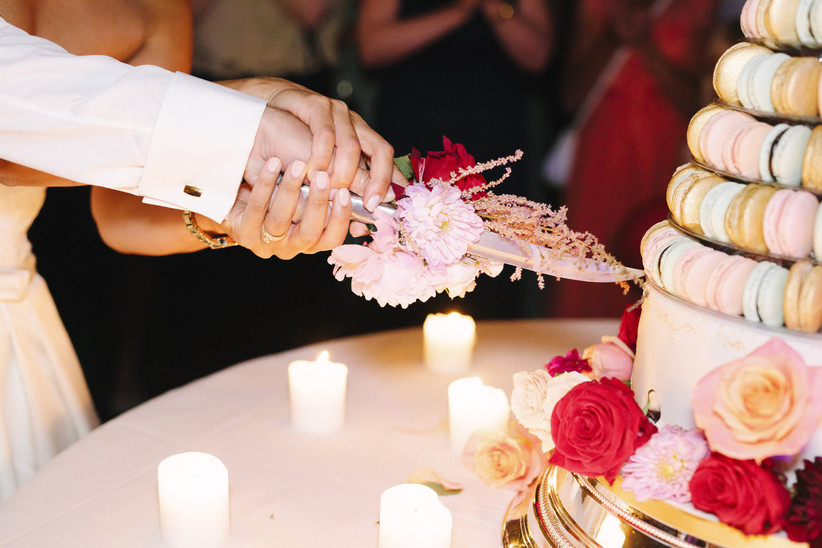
[0,318,617,547]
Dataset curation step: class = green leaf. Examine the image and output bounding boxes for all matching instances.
[408,468,463,496]
[394,154,414,180]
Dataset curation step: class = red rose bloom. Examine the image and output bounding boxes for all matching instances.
[410,136,487,200]
[617,302,641,353]
[548,377,657,484]
[689,453,790,536]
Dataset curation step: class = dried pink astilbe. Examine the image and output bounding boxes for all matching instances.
[450,151,631,291]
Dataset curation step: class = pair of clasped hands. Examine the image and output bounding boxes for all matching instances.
[202,78,407,259]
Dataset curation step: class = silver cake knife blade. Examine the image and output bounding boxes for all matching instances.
[304,186,644,282]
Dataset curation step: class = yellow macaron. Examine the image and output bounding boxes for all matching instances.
[725,183,777,253]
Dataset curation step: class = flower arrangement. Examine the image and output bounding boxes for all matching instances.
[328,137,626,308]
[482,302,822,544]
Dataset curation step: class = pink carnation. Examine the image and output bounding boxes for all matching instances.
[620,425,709,503]
[545,349,591,377]
[329,210,436,308]
[396,183,484,267]
[692,338,822,463]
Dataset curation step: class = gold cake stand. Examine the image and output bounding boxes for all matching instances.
[501,464,803,548]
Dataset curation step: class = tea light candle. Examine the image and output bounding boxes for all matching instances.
[288,350,348,434]
[379,484,452,548]
[423,312,475,373]
[448,377,510,454]
[157,452,229,548]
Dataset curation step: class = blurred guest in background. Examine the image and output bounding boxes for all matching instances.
[543,0,729,318]
[354,0,555,320]
[191,0,350,96]
[356,0,553,199]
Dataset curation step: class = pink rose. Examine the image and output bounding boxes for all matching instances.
[462,427,544,491]
[692,338,822,462]
[582,336,634,381]
[410,137,487,200]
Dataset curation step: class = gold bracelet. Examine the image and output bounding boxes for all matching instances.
[182,210,238,249]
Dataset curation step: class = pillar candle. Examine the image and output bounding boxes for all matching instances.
[157,452,229,548]
[448,377,510,454]
[379,484,452,548]
[288,351,348,434]
[423,312,476,373]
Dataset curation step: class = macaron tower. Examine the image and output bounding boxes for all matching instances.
[628,2,822,545]
[654,4,822,331]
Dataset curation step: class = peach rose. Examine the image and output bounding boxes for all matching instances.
[692,338,822,462]
[583,335,634,381]
[462,427,544,491]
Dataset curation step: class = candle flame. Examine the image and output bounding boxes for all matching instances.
[317,351,329,363]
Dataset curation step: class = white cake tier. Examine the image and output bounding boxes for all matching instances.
[633,283,822,463]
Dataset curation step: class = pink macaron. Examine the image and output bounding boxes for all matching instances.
[741,0,764,38]
[672,245,727,308]
[641,221,683,283]
[725,121,772,179]
[699,110,757,172]
[763,188,819,258]
[705,254,759,316]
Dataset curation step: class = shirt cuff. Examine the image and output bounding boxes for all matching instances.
[138,72,266,221]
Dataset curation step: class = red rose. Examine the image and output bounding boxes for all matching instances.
[617,302,641,352]
[410,136,487,200]
[548,377,657,484]
[689,453,790,535]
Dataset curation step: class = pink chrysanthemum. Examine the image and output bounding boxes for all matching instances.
[396,183,484,267]
[620,425,709,503]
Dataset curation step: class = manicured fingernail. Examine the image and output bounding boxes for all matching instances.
[365,194,380,212]
[266,158,282,173]
[291,160,306,177]
[314,171,329,191]
[337,188,350,207]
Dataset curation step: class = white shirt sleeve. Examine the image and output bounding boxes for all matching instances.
[0,17,266,221]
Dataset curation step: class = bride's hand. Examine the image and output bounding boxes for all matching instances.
[222,157,353,259]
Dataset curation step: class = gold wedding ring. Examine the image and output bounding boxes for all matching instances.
[262,226,287,244]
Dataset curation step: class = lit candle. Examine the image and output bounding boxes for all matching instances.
[288,351,348,434]
[379,484,452,548]
[423,312,476,373]
[448,377,510,454]
[157,452,229,548]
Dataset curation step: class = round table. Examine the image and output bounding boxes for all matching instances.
[0,318,617,547]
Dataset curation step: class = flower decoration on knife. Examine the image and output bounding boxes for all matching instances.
[327,137,643,308]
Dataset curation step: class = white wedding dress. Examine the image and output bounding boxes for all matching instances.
[0,185,98,502]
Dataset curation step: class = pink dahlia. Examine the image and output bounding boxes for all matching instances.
[620,425,709,503]
[396,183,484,267]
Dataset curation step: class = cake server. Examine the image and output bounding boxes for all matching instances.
[305,186,644,283]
